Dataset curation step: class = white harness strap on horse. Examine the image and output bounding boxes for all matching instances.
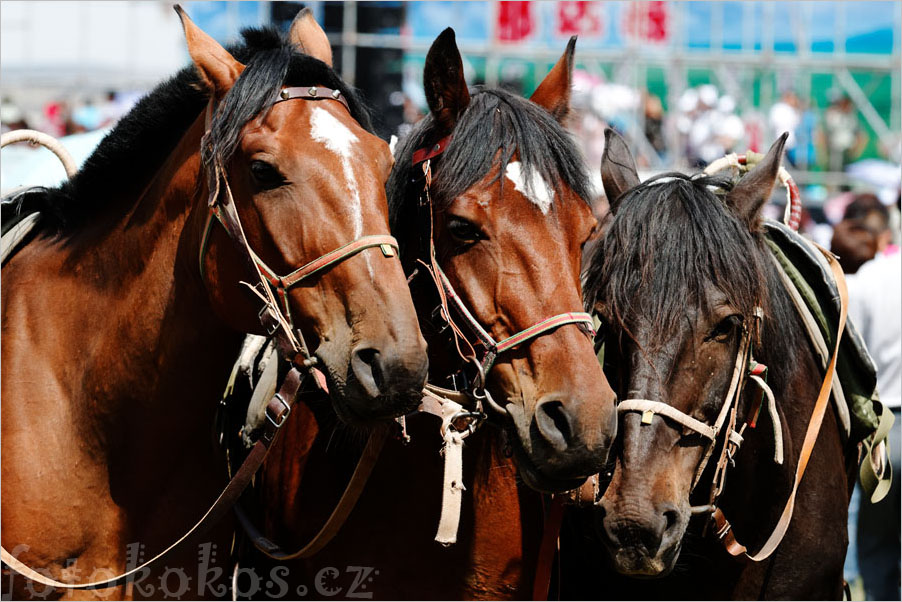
[419,385,480,546]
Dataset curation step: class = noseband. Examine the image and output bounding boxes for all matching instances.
[198,86,400,369]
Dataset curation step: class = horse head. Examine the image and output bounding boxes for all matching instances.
[390,29,618,492]
[584,129,788,575]
[179,8,428,422]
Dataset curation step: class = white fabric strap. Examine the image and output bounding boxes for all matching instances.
[418,388,470,546]
[617,399,716,440]
[434,430,465,546]
[748,373,784,464]
[768,252,851,436]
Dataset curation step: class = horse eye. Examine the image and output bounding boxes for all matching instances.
[446,217,484,243]
[249,160,285,189]
[706,314,742,343]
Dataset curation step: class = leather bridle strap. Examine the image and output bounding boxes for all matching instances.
[273,85,351,113]
[412,134,452,164]
[713,243,848,561]
[0,368,305,590]
[433,265,596,374]
[275,235,398,289]
[235,428,388,560]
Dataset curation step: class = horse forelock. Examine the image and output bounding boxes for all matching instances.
[387,88,592,257]
[586,173,768,353]
[7,26,372,238]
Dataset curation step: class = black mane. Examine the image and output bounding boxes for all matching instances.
[386,87,593,258]
[584,173,768,351]
[3,27,371,237]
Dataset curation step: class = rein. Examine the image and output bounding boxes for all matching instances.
[0,85,398,591]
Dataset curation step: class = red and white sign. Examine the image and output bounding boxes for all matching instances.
[497,1,534,42]
[556,1,604,38]
[623,1,669,44]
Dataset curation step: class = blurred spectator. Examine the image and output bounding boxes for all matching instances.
[825,91,865,171]
[795,98,820,169]
[41,100,70,137]
[830,193,892,273]
[678,84,747,167]
[846,244,901,602]
[0,97,29,133]
[643,93,665,159]
[72,99,102,133]
[769,90,801,165]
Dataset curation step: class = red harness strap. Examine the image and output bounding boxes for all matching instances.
[412,134,453,164]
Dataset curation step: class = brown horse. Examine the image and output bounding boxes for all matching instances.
[239,29,618,600]
[1,9,426,600]
[560,130,852,599]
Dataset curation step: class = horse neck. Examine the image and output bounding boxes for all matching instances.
[69,111,241,455]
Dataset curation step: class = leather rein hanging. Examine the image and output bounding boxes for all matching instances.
[0,85,400,591]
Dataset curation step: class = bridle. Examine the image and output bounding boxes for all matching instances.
[399,134,598,546]
[410,135,597,418]
[616,306,784,515]
[198,85,400,372]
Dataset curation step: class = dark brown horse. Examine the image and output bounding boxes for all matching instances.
[560,130,852,599]
[240,29,618,599]
[1,9,426,600]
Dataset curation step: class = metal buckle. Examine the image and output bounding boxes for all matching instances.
[447,410,486,439]
[258,303,280,336]
[265,393,291,430]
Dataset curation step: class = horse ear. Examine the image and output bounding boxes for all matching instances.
[288,8,333,66]
[530,36,576,122]
[725,133,789,229]
[175,5,244,97]
[600,128,640,212]
[424,28,470,134]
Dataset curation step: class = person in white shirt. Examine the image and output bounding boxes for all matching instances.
[846,247,901,602]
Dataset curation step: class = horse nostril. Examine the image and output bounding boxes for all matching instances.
[351,347,384,397]
[663,508,679,531]
[535,400,573,452]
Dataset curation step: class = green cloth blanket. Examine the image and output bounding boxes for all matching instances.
[763,219,881,444]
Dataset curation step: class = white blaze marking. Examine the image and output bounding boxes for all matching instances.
[309,106,373,277]
[504,161,554,214]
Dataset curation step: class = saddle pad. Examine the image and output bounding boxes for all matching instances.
[763,219,881,444]
[1,210,40,266]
